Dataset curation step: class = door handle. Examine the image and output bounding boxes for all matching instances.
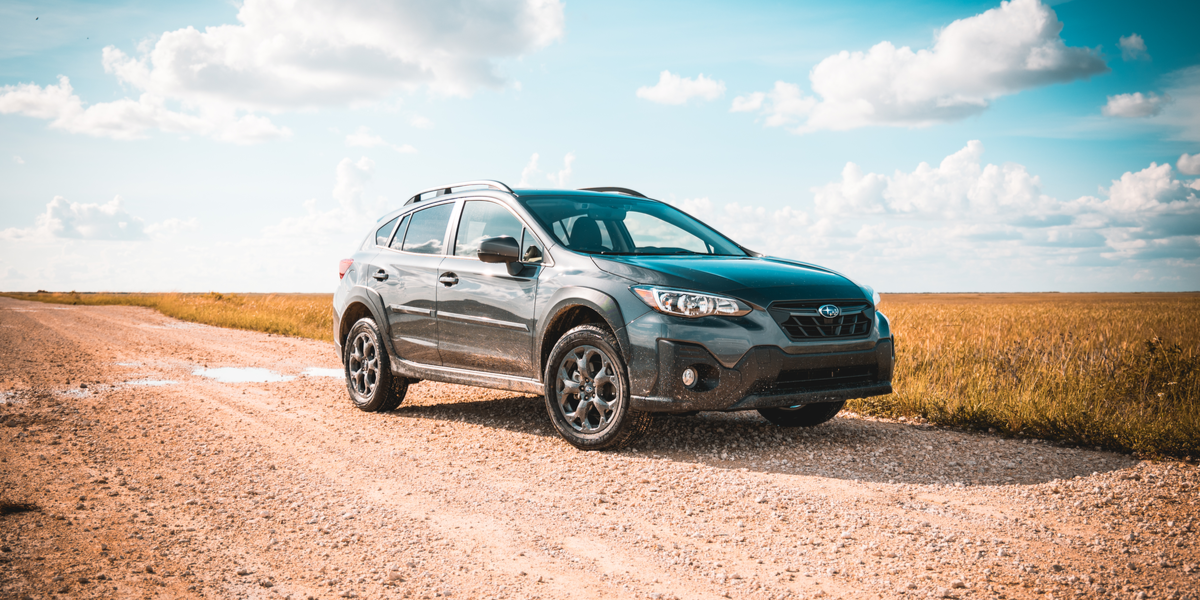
[438,272,459,287]
[372,269,388,281]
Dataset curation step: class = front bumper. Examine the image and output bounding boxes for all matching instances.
[630,339,894,412]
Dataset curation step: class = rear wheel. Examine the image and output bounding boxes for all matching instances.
[544,325,654,450]
[758,400,844,428]
[344,317,408,412]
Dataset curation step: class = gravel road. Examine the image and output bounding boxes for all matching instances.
[1,296,1197,600]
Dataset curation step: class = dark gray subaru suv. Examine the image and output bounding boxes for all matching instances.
[333,180,893,450]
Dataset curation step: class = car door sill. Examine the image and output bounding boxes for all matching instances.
[393,357,542,395]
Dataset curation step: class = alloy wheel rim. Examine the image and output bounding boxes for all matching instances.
[348,331,379,398]
[556,344,621,433]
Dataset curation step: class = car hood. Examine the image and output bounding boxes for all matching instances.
[590,255,867,306]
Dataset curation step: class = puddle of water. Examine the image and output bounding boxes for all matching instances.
[301,367,343,378]
[193,367,295,383]
[124,379,179,387]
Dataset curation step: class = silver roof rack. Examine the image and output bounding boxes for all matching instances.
[405,179,514,205]
[578,186,647,199]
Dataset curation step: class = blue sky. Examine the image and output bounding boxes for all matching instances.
[1,0,1197,292]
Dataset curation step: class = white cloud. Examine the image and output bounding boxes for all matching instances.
[1179,153,1200,176]
[410,115,434,129]
[12,156,23,164]
[668,148,1199,291]
[1,0,563,143]
[0,76,291,143]
[344,126,416,153]
[1,196,148,241]
[1119,33,1149,61]
[733,0,1107,133]
[144,217,199,237]
[547,152,575,186]
[517,152,574,187]
[518,153,541,187]
[813,141,1059,219]
[636,71,726,105]
[103,0,564,110]
[1102,92,1169,118]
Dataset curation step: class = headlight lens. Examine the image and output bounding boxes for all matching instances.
[632,286,751,318]
[861,284,881,307]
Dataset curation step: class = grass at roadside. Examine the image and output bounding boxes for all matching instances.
[3,290,1197,456]
[0,291,333,342]
[848,293,1200,458]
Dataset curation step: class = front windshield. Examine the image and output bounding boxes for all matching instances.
[519,195,747,256]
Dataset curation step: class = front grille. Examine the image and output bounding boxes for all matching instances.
[769,300,873,340]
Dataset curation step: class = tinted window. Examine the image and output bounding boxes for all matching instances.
[520,228,545,264]
[401,203,454,255]
[375,216,400,246]
[520,195,745,256]
[387,215,410,250]
[454,201,524,258]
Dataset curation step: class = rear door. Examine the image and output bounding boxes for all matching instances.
[372,201,456,366]
[436,199,543,377]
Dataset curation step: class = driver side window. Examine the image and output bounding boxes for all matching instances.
[454,201,524,259]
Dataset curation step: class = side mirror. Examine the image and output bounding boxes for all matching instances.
[478,236,523,275]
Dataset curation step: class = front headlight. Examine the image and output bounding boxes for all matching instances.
[632,286,752,318]
[861,284,881,307]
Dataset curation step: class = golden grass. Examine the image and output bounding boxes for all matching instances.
[0,291,334,342]
[849,293,1200,457]
[4,290,1197,456]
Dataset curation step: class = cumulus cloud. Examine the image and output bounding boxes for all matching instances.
[732,0,1107,133]
[1119,33,1149,61]
[1,0,563,142]
[12,156,23,164]
[813,141,1060,219]
[1,196,148,241]
[1102,92,1169,118]
[344,127,416,153]
[669,142,1198,290]
[1179,153,1200,176]
[0,76,291,143]
[636,71,726,105]
[103,0,564,110]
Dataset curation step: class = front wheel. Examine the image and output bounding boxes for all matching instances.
[544,324,654,450]
[758,400,845,428]
[344,317,408,412]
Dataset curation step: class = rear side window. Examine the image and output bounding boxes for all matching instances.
[402,203,454,255]
[387,215,410,250]
[454,201,524,258]
[375,216,400,246]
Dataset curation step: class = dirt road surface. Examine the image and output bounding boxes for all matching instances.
[1,296,1197,600]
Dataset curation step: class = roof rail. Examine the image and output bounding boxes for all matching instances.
[578,187,648,199]
[405,180,514,205]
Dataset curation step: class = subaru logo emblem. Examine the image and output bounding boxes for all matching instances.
[818,304,840,318]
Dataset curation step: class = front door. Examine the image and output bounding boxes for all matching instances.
[436,200,542,377]
[372,201,455,366]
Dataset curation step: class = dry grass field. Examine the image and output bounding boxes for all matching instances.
[4,290,1197,457]
[850,293,1200,458]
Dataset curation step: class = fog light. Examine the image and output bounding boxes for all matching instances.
[681,367,697,388]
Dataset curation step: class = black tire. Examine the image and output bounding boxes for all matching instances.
[344,317,408,412]
[544,324,654,450]
[758,400,845,428]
